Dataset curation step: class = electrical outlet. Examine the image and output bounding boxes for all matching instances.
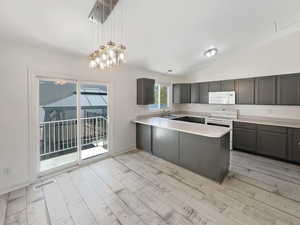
[0,168,11,176]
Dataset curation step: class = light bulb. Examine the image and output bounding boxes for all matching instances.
[101,53,107,60]
[95,57,101,64]
[108,49,115,58]
[119,52,125,62]
[100,62,105,70]
[89,60,96,68]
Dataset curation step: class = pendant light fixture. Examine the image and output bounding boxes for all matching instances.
[88,0,126,70]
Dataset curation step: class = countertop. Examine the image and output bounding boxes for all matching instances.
[133,117,230,138]
[235,116,300,129]
[169,112,300,129]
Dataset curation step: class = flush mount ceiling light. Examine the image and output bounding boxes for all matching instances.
[88,0,126,70]
[204,48,218,58]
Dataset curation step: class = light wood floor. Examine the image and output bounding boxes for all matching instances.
[3,150,300,225]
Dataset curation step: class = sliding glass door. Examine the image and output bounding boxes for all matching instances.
[80,83,108,160]
[38,79,109,173]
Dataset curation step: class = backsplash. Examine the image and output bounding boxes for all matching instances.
[173,104,300,120]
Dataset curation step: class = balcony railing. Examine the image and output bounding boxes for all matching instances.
[40,116,107,160]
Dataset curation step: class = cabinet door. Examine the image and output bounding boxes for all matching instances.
[180,84,191,103]
[179,132,229,182]
[233,127,257,153]
[173,84,181,104]
[136,124,152,153]
[291,129,300,163]
[257,126,287,159]
[199,82,209,104]
[255,76,276,105]
[235,78,255,104]
[209,81,221,92]
[152,127,179,164]
[221,80,235,91]
[191,83,200,103]
[137,78,155,105]
[277,74,300,105]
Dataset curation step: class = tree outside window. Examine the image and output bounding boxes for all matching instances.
[149,84,170,110]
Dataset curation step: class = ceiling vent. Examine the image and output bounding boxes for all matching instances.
[88,0,119,24]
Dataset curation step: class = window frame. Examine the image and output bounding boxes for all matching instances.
[148,83,171,111]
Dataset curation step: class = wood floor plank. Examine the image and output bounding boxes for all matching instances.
[42,181,74,225]
[69,169,118,225]
[27,200,48,225]
[116,188,168,225]
[230,164,300,202]
[56,174,97,225]
[130,151,300,225]
[0,195,8,225]
[4,150,300,225]
[82,167,146,225]
[115,154,239,225]
[26,185,43,204]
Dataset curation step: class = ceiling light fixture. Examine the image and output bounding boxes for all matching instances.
[88,0,126,70]
[204,48,218,58]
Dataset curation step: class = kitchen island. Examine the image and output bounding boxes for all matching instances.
[134,117,231,183]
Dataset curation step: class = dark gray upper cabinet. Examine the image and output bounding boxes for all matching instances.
[257,125,287,159]
[277,74,300,105]
[190,83,200,103]
[221,80,235,91]
[136,124,152,153]
[209,81,221,92]
[255,76,276,105]
[137,78,155,105]
[152,127,179,164]
[173,83,191,104]
[199,82,209,104]
[289,129,300,163]
[235,78,255,104]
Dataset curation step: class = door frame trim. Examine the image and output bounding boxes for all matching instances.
[28,70,113,182]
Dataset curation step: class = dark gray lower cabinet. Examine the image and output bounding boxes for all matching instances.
[233,122,300,163]
[136,124,152,153]
[233,122,257,153]
[180,132,230,183]
[152,127,179,164]
[136,124,230,182]
[289,129,300,163]
[257,125,287,159]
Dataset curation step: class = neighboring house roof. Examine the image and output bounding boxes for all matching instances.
[43,94,107,108]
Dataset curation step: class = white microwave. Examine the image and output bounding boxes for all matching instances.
[208,91,235,104]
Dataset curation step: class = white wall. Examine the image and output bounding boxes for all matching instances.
[0,39,176,194]
[175,30,300,119]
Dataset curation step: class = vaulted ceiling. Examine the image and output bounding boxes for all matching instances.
[1,0,300,75]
